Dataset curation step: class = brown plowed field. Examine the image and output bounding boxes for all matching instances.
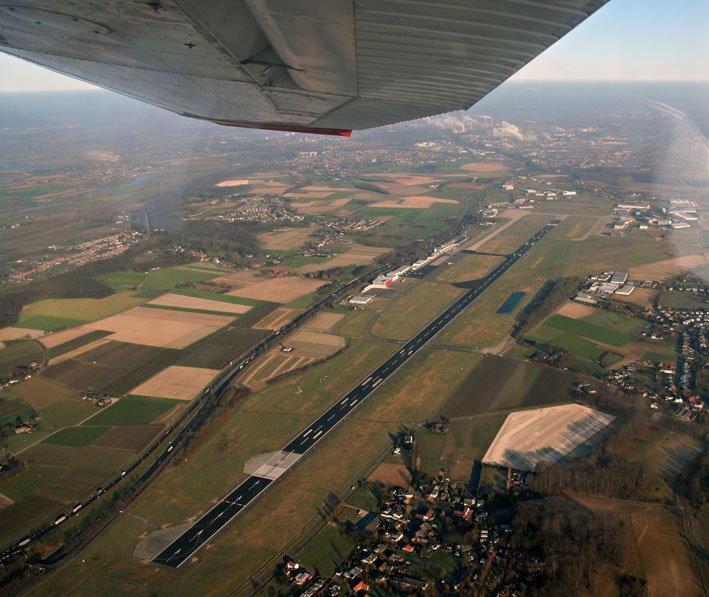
[92,425,161,451]
[147,293,251,314]
[83,307,234,349]
[130,365,219,400]
[227,277,325,303]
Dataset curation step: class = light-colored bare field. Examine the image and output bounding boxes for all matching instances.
[227,277,325,303]
[630,254,707,280]
[483,404,614,471]
[460,161,512,175]
[297,245,388,272]
[370,196,458,209]
[214,179,249,187]
[0,327,45,343]
[572,495,702,597]
[557,301,599,319]
[367,462,412,487]
[0,493,14,509]
[302,312,345,332]
[83,307,233,349]
[252,308,302,330]
[49,338,112,365]
[130,366,219,400]
[258,227,318,251]
[286,330,345,356]
[210,270,260,288]
[37,325,93,348]
[466,210,528,251]
[147,293,251,314]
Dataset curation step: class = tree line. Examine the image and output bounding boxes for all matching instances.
[513,277,582,338]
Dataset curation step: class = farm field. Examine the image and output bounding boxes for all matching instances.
[18,292,146,330]
[41,326,108,350]
[439,355,579,419]
[459,161,513,176]
[129,365,219,400]
[86,395,180,426]
[92,425,161,451]
[0,442,133,544]
[482,404,614,471]
[0,340,43,376]
[41,341,182,395]
[146,293,251,314]
[82,306,234,349]
[45,330,113,360]
[526,308,675,374]
[0,327,44,345]
[137,265,225,292]
[43,426,110,447]
[226,276,325,303]
[175,325,269,369]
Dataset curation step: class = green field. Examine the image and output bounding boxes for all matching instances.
[440,355,578,418]
[0,340,44,376]
[0,388,35,428]
[296,524,356,577]
[15,316,87,332]
[17,292,145,329]
[659,291,707,309]
[544,313,639,347]
[139,266,223,291]
[43,426,110,447]
[82,395,179,426]
[415,413,507,480]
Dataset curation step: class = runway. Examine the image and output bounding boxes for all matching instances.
[154,221,557,567]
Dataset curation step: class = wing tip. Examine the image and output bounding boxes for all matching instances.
[183,113,352,137]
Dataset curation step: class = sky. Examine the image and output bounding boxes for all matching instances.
[0,0,706,92]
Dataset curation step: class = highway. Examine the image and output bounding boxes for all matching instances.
[154,221,558,567]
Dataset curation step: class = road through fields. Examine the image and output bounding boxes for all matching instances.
[154,222,558,567]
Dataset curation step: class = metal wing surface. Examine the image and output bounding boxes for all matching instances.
[0,0,607,134]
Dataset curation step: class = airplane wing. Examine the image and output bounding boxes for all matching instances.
[0,1,607,135]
